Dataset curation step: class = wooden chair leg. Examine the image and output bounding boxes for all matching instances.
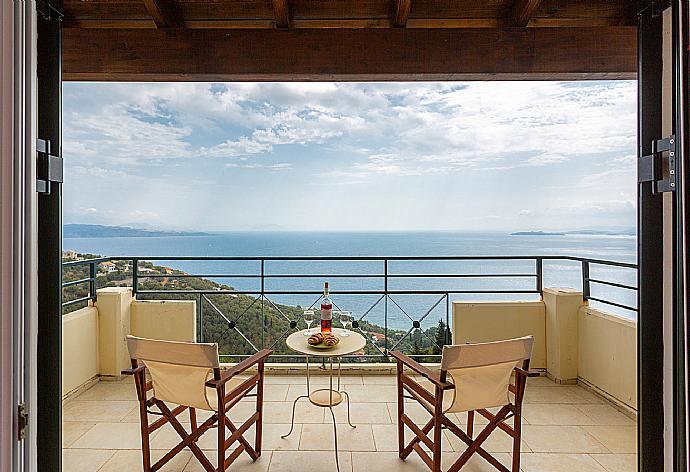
[467,410,474,439]
[432,387,444,472]
[256,362,264,456]
[218,387,226,472]
[396,360,405,456]
[138,400,152,472]
[190,407,198,442]
[512,409,522,472]
[133,369,152,472]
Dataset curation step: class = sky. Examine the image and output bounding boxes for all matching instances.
[62,81,637,232]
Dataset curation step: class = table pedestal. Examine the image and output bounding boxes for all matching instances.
[281,355,354,472]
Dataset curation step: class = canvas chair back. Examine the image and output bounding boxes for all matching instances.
[440,336,534,413]
[126,335,221,411]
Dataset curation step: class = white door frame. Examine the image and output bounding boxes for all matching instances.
[0,1,38,471]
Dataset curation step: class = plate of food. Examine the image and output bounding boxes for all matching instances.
[307,332,340,349]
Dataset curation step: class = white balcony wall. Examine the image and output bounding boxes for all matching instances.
[62,306,99,397]
[131,299,196,342]
[453,290,637,415]
[452,300,547,369]
[578,306,637,410]
[61,289,196,398]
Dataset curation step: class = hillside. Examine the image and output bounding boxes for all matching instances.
[63,224,209,238]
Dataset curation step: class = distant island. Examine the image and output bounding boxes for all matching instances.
[511,231,565,236]
[511,227,636,237]
[63,224,209,238]
[565,229,636,236]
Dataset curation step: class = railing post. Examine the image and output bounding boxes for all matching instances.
[261,258,265,349]
[132,258,139,296]
[384,259,388,358]
[581,260,590,300]
[536,257,543,297]
[445,293,450,345]
[198,293,203,342]
[89,261,97,303]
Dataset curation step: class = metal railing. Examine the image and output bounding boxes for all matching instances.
[579,258,638,312]
[61,255,638,360]
[61,256,109,308]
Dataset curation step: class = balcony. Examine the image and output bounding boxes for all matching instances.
[60,255,637,471]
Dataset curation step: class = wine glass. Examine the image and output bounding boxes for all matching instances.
[331,311,341,333]
[339,311,352,336]
[303,310,315,335]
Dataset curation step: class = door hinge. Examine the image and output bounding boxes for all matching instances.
[17,403,27,441]
[37,138,63,195]
[639,135,677,193]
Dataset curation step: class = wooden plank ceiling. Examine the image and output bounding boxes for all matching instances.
[63,0,636,30]
[61,0,638,81]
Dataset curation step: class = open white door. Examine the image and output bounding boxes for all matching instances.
[0,2,38,471]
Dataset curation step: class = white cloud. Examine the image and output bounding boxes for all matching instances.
[62,81,638,231]
[64,81,636,175]
[201,136,272,158]
[225,162,292,170]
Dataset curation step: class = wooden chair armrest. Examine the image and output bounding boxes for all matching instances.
[122,365,146,375]
[390,350,454,390]
[514,366,540,377]
[206,349,272,388]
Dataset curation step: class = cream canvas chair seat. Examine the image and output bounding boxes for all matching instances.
[124,335,272,472]
[391,336,537,472]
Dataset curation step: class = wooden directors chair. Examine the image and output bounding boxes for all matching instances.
[391,336,537,472]
[124,335,272,472]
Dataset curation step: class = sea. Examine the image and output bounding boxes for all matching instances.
[63,231,638,328]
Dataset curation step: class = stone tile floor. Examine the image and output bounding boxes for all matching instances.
[62,374,636,472]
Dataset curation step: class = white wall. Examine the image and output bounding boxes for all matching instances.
[131,299,196,342]
[578,306,637,410]
[453,296,638,412]
[62,307,99,396]
[452,300,547,369]
[61,296,197,398]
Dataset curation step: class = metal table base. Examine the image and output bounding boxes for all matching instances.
[281,355,355,472]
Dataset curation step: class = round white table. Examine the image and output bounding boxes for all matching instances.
[281,329,366,472]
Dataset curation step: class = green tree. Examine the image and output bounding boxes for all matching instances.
[431,320,450,355]
[410,339,424,356]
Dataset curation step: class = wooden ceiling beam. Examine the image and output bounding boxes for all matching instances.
[272,0,290,28]
[141,0,178,28]
[392,0,411,27]
[512,0,541,27]
[62,18,508,29]
[62,27,637,82]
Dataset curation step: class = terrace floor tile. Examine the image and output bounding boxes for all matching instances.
[62,449,115,472]
[590,453,637,472]
[581,425,637,453]
[63,400,137,423]
[300,423,376,452]
[521,425,610,454]
[99,449,192,472]
[269,450,352,472]
[71,422,157,450]
[520,452,608,472]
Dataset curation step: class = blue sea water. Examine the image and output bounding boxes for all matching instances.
[63,231,638,327]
